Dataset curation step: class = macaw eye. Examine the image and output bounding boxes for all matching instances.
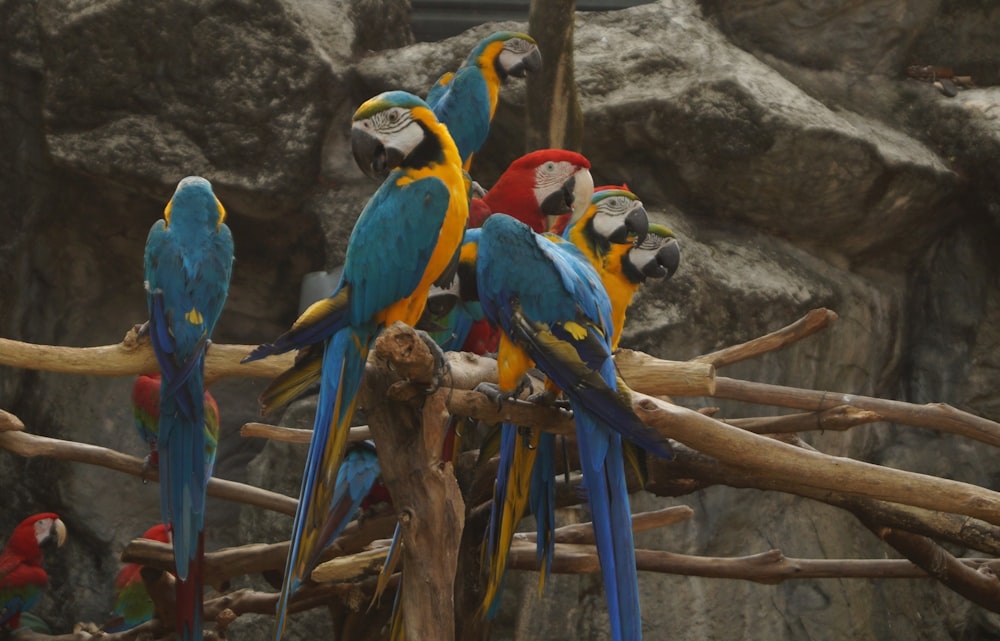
[387,110,399,123]
[543,162,556,173]
[505,37,532,54]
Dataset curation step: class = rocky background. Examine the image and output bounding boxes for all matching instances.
[2,0,999,639]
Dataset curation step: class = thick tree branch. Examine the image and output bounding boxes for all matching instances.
[633,394,1000,526]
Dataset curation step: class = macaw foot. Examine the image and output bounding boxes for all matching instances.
[474,376,533,412]
[141,452,159,483]
[525,389,571,411]
[415,329,450,393]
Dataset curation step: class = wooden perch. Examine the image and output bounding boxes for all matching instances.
[122,512,399,587]
[692,308,837,368]
[518,506,694,546]
[0,428,297,516]
[241,422,372,445]
[0,408,24,432]
[360,322,466,641]
[646,440,1000,558]
[632,394,1000,526]
[507,542,952,582]
[723,405,882,434]
[714,376,1000,448]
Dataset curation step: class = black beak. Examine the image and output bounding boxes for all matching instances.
[507,47,542,78]
[540,176,576,218]
[609,202,649,244]
[646,238,680,279]
[351,128,403,179]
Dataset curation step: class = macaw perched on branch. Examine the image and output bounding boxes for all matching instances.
[424,149,594,356]
[427,31,541,169]
[144,176,234,641]
[107,524,171,632]
[475,213,673,641]
[242,90,468,640]
[130,374,221,474]
[0,513,67,631]
[563,187,679,349]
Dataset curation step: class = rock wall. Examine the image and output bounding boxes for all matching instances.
[1,0,999,639]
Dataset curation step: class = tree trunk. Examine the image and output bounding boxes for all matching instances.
[527,0,583,151]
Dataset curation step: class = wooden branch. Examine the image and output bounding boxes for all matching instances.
[312,545,391,583]
[646,440,1000,557]
[122,512,399,586]
[0,409,24,432]
[0,330,294,383]
[506,542,942,581]
[361,322,465,641]
[517,506,694,546]
[0,428,297,516]
[872,525,1000,611]
[713,376,1000,448]
[614,350,716,397]
[632,394,1000,526]
[692,308,838,368]
[723,405,882,434]
[241,422,372,445]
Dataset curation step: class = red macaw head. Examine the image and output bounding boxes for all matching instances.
[3,513,67,564]
[479,149,593,233]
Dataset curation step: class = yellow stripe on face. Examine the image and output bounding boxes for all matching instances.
[185,307,204,325]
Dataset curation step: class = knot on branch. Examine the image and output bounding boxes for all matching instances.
[374,322,438,384]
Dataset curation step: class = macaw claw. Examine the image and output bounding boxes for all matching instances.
[525,389,571,411]
[415,329,450,393]
[474,375,533,412]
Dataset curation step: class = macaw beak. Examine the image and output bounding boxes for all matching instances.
[41,518,67,551]
[351,127,404,179]
[540,176,577,231]
[644,237,680,279]
[506,47,542,78]
[608,201,650,245]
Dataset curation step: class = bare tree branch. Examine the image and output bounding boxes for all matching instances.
[1,409,24,432]
[722,405,882,434]
[632,394,1000,526]
[241,422,372,445]
[713,376,1000,448]
[0,429,297,515]
[692,308,838,368]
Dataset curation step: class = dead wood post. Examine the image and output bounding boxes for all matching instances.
[360,323,465,641]
[526,0,583,151]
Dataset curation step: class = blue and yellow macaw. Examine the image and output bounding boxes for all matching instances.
[426,31,541,169]
[143,176,233,641]
[563,187,679,350]
[242,90,468,640]
[475,213,672,641]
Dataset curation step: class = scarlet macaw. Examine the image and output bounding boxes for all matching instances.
[243,90,468,640]
[0,513,67,631]
[144,175,234,641]
[107,524,171,632]
[427,31,541,169]
[130,374,220,474]
[475,213,672,641]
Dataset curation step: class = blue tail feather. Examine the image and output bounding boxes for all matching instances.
[574,407,641,641]
[273,326,371,641]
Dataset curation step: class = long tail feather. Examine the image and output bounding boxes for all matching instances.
[575,407,641,641]
[482,422,539,619]
[529,432,557,591]
[273,326,371,641]
[174,533,204,641]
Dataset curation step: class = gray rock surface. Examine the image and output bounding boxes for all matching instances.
[2,0,1000,639]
